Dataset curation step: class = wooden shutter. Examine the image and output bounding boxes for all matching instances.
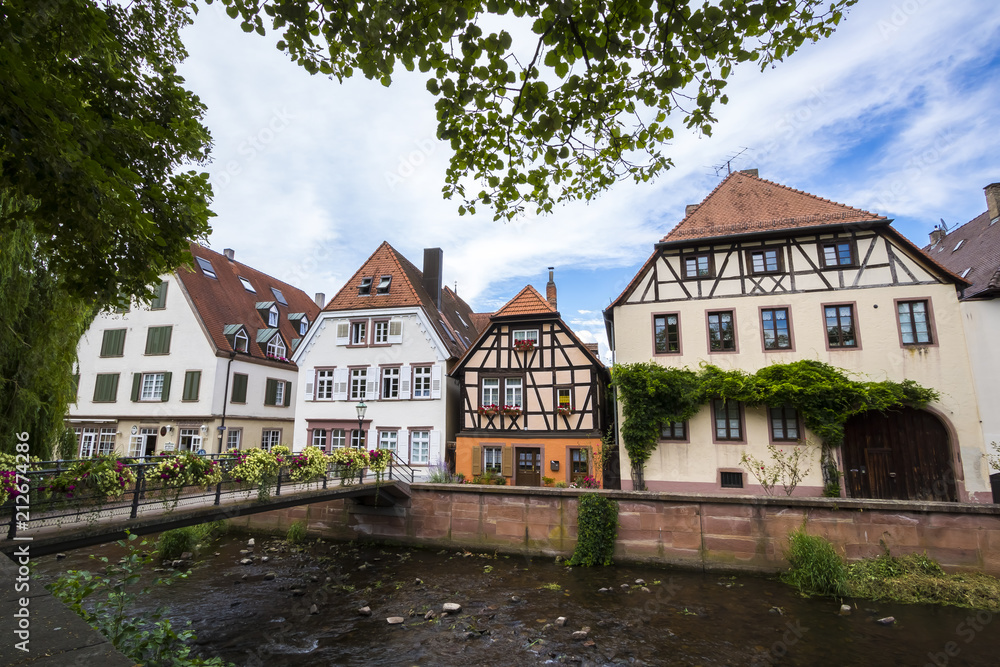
[471,445,482,475]
[160,372,171,402]
[333,368,349,400]
[231,373,248,403]
[388,320,403,344]
[145,326,172,354]
[430,365,442,399]
[151,281,168,309]
[93,374,118,402]
[283,381,292,406]
[335,322,349,345]
[399,364,410,399]
[131,373,141,402]
[429,431,441,465]
[365,368,377,400]
[265,378,277,405]
[304,369,314,401]
[501,445,513,477]
[183,370,201,401]
[100,329,125,357]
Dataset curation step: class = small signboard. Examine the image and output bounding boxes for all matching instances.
[162,442,176,452]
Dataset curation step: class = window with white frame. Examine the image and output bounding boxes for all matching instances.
[330,429,346,449]
[261,429,280,450]
[234,329,249,353]
[504,378,522,408]
[179,428,201,452]
[410,431,429,465]
[140,373,165,401]
[378,430,397,453]
[413,366,432,398]
[267,335,286,358]
[79,428,97,458]
[268,305,279,327]
[350,368,367,400]
[512,329,539,345]
[316,370,334,400]
[351,429,365,449]
[350,321,367,345]
[238,276,255,293]
[311,429,327,451]
[557,388,572,409]
[483,446,502,473]
[373,320,389,344]
[274,380,285,406]
[227,428,242,450]
[128,434,145,458]
[481,378,499,406]
[381,367,399,399]
[97,428,116,456]
[299,317,309,336]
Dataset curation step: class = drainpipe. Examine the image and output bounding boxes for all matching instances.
[218,351,237,453]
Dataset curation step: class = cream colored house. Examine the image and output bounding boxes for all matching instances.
[605,171,991,502]
[68,244,320,456]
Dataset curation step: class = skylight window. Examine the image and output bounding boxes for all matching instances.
[271,287,287,305]
[953,240,965,252]
[376,275,392,294]
[239,276,255,293]
[961,268,972,278]
[455,311,469,327]
[196,257,216,279]
[358,277,373,296]
[991,216,998,226]
[440,321,456,343]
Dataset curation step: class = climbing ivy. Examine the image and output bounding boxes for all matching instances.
[566,494,619,567]
[611,360,939,490]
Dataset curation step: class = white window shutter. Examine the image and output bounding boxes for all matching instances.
[333,368,349,401]
[304,368,314,401]
[304,382,314,401]
[429,431,441,464]
[366,379,378,400]
[399,364,410,399]
[335,322,349,345]
[431,365,442,399]
[388,319,403,344]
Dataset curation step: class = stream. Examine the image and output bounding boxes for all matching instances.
[32,533,998,666]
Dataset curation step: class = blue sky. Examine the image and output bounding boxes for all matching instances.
[178,0,1000,361]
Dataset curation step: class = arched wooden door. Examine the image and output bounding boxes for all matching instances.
[842,407,956,502]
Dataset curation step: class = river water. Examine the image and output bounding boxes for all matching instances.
[33,533,998,666]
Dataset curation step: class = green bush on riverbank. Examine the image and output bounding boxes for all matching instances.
[157,521,230,561]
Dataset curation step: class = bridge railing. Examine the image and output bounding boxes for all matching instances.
[2,448,416,539]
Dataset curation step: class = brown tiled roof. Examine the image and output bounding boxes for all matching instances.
[176,244,320,364]
[661,171,885,243]
[469,312,493,332]
[923,211,1000,298]
[491,285,556,319]
[323,242,479,359]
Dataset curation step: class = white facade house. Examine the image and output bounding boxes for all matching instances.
[291,243,480,480]
[68,244,320,456]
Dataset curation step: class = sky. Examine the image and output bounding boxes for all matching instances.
[177,0,1000,362]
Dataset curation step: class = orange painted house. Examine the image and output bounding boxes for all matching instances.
[452,273,612,487]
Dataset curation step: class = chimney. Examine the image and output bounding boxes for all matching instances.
[546,267,557,310]
[422,248,443,310]
[685,204,698,217]
[584,342,599,354]
[314,292,326,309]
[928,227,946,246]
[223,248,235,261]
[739,168,759,177]
[985,183,1000,221]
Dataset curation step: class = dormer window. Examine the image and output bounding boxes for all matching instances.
[268,305,278,327]
[234,329,248,353]
[299,317,309,335]
[196,257,216,279]
[271,287,287,305]
[376,275,392,294]
[267,334,286,358]
[358,277,373,295]
[239,276,255,293]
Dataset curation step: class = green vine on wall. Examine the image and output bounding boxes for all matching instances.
[566,494,619,567]
[610,360,938,490]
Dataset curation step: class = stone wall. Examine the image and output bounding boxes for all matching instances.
[234,485,1000,575]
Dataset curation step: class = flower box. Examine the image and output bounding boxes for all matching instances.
[502,405,522,418]
[478,404,499,416]
[556,406,572,417]
[513,339,535,352]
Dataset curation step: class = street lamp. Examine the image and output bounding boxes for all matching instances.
[355,400,367,484]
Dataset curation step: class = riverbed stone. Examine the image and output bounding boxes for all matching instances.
[510,596,521,603]
[290,588,305,597]
[387,616,405,624]
[239,558,253,565]
[261,556,270,563]
[309,604,319,615]
[876,616,895,625]
[248,538,255,547]
[264,572,275,581]
[424,610,436,620]
[840,604,852,615]
[620,584,630,590]
[635,579,645,585]
[640,587,651,593]
[358,606,372,616]
[555,616,567,627]
[180,552,193,560]
[443,602,462,613]
[572,630,589,640]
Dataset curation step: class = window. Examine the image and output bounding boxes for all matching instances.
[265,378,290,406]
[330,429,346,449]
[570,448,589,480]
[196,256,216,278]
[358,277,373,295]
[97,428,116,456]
[238,276,255,293]
[139,372,166,401]
[351,429,365,449]
[234,329,249,353]
[226,429,242,450]
[653,314,680,354]
[100,329,126,357]
[557,388,572,409]
[720,471,744,489]
[683,253,712,279]
[230,373,248,403]
[413,366,432,398]
[897,300,932,345]
[145,325,172,355]
[350,368,367,400]
[128,434,144,458]
[350,321,367,346]
[770,406,800,441]
[661,421,687,440]
[268,305,279,327]
[271,287,287,305]
[93,373,120,402]
[512,329,539,345]
[440,322,456,343]
[299,317,309,336]
[312,429,327,451]
[182,370,201,401]
[953,240,965,252]
[179,428,202,452]
[713,399,742,440]
[316,370,334,400]
[381,367,400,399]
[376,275,392,294]
[483,446,502,473]
[267,335,286,358]
[761,308,791,350]
[151,281,169,309]
[261,430,280,451]
[824,304,858,348]
[373,320,389,344]
[749,248,782,274]
[960,268,972,279]
[79,428,97,458]
[411,431,429,464]
[378,430,397,453]
[821,241,854,267]
[505,378,523,408]
[707,311,736,351]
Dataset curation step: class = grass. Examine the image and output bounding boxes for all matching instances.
[781,528,848,597]
[286,520,307,544]
[539,582,563,591]
[156,521,229,561]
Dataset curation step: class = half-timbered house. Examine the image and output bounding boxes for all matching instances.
[605,170,992,502]
[453,275,612,487]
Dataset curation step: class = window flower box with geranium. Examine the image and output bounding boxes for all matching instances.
[266,353,290,363]
[478,404,499,416]
[513,339,535,352]
[556,406,573,418]
[502,405,522,418]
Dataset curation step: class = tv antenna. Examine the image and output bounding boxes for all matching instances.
[711,147,751,177]
[934,218,952,234]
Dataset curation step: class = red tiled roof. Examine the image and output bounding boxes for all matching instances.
[469,312,493,332]
[176,244,320,364]
[491,285,556,318]
[923,211,1000,298]
[661,171,885,243]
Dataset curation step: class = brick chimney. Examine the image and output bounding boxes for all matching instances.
[314,292,326,309]
[928,227,946,246]
[223,248,235,261]
[985,183,1000,221]
[739,168,759,177]
[546,267,557,310]
[422,248,443,310]
[685,204,698,217]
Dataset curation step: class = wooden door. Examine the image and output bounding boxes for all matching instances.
[516,448,541,486]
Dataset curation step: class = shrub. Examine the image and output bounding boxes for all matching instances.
[286,520,307,543]
[782,528,848,597]
[156,522,229,562]
[471,471,506,485]
[566,494,618,567]
[427,463,458,483]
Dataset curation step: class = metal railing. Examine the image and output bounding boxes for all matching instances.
[3,450,415,539]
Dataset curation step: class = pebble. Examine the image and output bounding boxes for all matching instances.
[583,640,596,647]
[424,610,437,620]
[247,538,255,547]
[620,584,630,590]
[290,588,305,597]
[387,616,405,625]
[443,602,462,613]
[555,617,568,627]
[358,606,372,617]
[55,553,66,559]
[598,587,610,593]
[572,630,589,640]
[635,579,646,585]
[261,556,270,563]
[309,604,319,615]
[640,587,651,593]
[264,572,275,581]
[877,616,896,625]
[239,558,253,566]
[415,578,423,585]
[840,604,852,616]
[510,596,521,603]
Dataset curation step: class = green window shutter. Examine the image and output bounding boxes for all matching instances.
[501,445,513,477]
[160,372,171,402]
[265,378,277,406]
[161,326,172,354]
[472,446,482,475]
[131,373,141,402]
[145,326,172,354]
[231,373,248,403]
[93,374,119,402]
[151,281,168,309]
[183,370,201,401]
[100,330,114,356]
[283,381,291,407]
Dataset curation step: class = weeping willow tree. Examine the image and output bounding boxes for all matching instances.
[0,195,97,457]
